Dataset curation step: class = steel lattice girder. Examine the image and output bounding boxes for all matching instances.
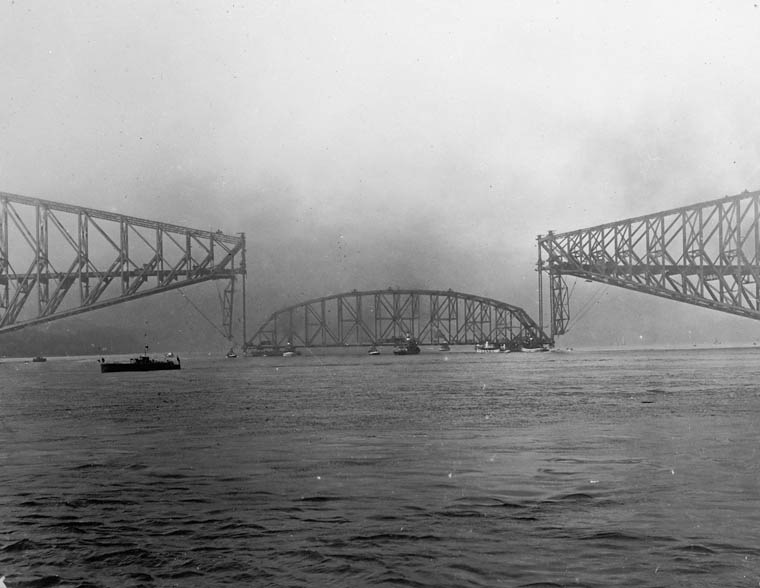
[0,191,246,333]
[537,189,760,336]
[246,288,551,349]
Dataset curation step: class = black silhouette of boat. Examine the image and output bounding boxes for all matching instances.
[393,335,420,355]
[99,346,180,372]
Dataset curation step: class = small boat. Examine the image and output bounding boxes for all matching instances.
[393,335,420,355]
[31,356,47,362]
[520,346,550,353]
[368,345,380,355]
[225,347,238,359]
[281,342,300,357]
[550,347,573,353]
[438,343,450,352]
[245,340,283,357]
[99,346,181,373]
[246,347,279,357]
[475,341,502,353]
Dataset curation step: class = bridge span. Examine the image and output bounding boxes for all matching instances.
[0,192,246,336]
[245,288,551,351]
[10,186,758,350]
[538,189,760,338]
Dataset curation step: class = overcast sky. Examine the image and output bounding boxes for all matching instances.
[3,1,760,347]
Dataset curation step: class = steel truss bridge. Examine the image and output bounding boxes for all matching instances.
[246,288,551,350]
[0,192,245,335]
[538,189,760,338]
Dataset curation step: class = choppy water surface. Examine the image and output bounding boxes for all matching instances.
[1,347,759,587]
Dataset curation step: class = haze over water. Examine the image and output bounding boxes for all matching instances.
[1,347,759,587]
[5,2,760,349]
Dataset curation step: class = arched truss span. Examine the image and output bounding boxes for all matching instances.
[246,288,551,349]
[0,192,246,335]
[537,189,760,337]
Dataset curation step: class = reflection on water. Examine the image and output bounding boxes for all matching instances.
[1,348,759,587]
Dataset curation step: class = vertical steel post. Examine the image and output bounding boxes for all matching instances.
[37,204,49,314]
[537,235,544,335]
[355,293,361,343]
[222,272,234,341]
[156,228,164,284]
[411,292,418,339]
[120,219,129,294]
[735,199,743,307]
[374,293,380,342]
[321,299,326,346]
[240,233,247,345]
[337,295,344,343]
[0,198,7,309]
[186,234,192,277]
[755,197,760,305]
[78,212,89,302]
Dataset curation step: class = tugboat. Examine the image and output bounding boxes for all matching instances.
[393,335,420,355]
[99,346,181,372]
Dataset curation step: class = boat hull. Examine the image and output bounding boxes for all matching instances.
[246,344,299,357]
[100,361,180,373]
[393,347,420,355]
[475,342,505,353]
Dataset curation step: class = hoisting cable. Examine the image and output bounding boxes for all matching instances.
[568,289,601,330]
[214,279,226,311]
[177,286,232,341]
[567,280,608,331]
[567,278,578,300]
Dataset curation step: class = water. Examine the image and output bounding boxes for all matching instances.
[1,347,759,587]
